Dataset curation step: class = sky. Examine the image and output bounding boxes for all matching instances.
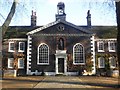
[0,0,117,26]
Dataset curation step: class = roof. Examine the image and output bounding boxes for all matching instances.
[3,26,41,39]
[2,22,117,39]
[90,26,117,38]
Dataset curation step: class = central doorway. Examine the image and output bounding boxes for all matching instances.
[55,50,67,75]
[58,58,64,73]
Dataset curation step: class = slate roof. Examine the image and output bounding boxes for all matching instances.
[2,21,117,39]
[3,26,41,39]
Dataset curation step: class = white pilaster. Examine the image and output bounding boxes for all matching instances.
[27,35,32,75]
[90,35,96,74]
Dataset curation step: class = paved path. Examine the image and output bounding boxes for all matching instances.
[34,76,97,88]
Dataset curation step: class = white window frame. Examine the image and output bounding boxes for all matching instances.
[97,41,104,52]
[18,58,24,69]
[98,57,105,68]
[37,43,49,65]
[73,43,85,65]
[18,42,25,52]
[109,57,116,68]
[8,42,15,52]
[8,58,14,68]
[108,41,116,52]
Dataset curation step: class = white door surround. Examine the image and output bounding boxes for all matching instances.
[55,50,67,75]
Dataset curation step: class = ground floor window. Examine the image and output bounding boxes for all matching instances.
[37,43,49,65]
[109,56,116,68]
[18,58,24,68]
[98,57,105,68]
[73,43,85,65]
[8,58,14,68]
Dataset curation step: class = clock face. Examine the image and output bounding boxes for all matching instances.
[57,24,65,31]
[59,10,63,14]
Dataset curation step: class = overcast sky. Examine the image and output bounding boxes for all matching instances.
[0,0,117,26]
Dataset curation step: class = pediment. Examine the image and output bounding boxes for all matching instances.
[27,19,92,35]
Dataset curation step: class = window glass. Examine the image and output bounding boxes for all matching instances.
[38,43,49,65]
[73,43,85,64]
[8,58,14,68]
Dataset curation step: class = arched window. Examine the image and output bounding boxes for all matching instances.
[73,43,85,64]
[58,38,64,50]
[37,43,49,65]
[109,56,116,68]
[98,57,105,68]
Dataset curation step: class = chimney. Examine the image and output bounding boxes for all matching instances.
[86,10,91,27]
[31,10,37,26]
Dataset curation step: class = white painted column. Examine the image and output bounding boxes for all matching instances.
[56,57,58,74]
[64,55,67,75]
[27,35,32,75]
[91,35,96,74]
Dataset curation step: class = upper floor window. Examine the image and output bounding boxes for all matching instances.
[18,58,24,69]
[58,38,64,50]
[98,57,105,68]
[97,41,104,52]
[108,41,116,52]
[37,43,49,65]
[8,42,15,52]
[18,42,25,52]
[109,56,116,68]
[8,58,14,68]
[73,43,85,65]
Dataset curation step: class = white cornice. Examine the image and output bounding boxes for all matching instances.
[95,38,117,41]
[4,38,27,41]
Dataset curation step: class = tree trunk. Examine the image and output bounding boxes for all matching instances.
[2,0,17,36]
[115,1,120,76]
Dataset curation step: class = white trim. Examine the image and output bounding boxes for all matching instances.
[73,43,85,65]
[91,35,96,74]
[37,43,49,65]
[18,58,24,69]
[108,41,116,52]
[27,36,32,75]
[5,38,27,41]
[8,58,14,69]
[18,42,25,52]
[97,41,104,52]
[8,42,15,52]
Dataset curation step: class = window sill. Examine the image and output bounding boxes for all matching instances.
[98,50,105,52]
[37,63,49,65]
[8,50,15,52]
[18,67,24,69]
[18,50,25,52]
[98,67,105,68]
[109,50,116,52]
[73,63,85,65]
[8,67,14,69]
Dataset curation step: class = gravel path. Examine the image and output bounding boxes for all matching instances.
[34,76,103,88]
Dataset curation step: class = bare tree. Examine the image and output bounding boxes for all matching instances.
[2,0,18,36]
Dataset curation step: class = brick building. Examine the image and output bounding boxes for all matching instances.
[2,2,118,76]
